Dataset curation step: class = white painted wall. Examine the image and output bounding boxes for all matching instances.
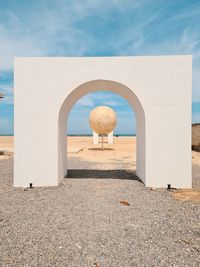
[14,56,192,188]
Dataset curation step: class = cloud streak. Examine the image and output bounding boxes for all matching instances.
[74,91,130,109]
[0,0,200,133]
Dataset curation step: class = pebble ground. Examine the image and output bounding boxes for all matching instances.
[0,159,200,267]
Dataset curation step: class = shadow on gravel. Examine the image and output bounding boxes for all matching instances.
[65,169,143,183]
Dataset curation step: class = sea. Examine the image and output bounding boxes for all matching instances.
[0,134,136,136]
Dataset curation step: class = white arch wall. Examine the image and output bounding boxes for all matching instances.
[58,80,145,185]
[14,56,192,188]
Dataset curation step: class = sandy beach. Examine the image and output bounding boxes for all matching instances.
[0,136,200,266]
[0,136,14,148]
[67,136,136,170]
[1,135,200,169]
[1,135,200,189]
[0,136,137,169]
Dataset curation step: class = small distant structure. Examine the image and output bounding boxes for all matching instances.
[93,131,114,145]
[89,106,117,149]
[192,123,200,152]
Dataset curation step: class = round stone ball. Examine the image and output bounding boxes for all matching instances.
[89,106,117,135]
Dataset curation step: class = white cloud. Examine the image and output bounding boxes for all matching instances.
[76,95,95,107]
[0,0,140,70]
[73,91,129,109]
[0,0,199,102]
[102,100,124,107]
[0,84,13,94]
[0,84,13,104]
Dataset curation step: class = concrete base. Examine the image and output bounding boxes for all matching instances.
[93,131,99,145]
[93,131,114,145]
[108,131,113,144]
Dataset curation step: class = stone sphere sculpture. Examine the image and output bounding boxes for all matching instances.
[89,106,117,135]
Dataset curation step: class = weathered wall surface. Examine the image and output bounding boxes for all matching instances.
[192,124,200,152]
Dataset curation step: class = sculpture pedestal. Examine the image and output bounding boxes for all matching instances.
[93,131,114,145]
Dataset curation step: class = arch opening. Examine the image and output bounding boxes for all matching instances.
[58,80,146,184]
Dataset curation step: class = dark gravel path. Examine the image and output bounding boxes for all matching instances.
[0,159,200,267]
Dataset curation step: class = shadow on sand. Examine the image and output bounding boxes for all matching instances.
[65,169,143,183]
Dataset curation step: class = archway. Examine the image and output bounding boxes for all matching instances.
[58,80,145,184]
[14,56,192,188]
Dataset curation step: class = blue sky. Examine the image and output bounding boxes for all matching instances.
[0,0,200,134]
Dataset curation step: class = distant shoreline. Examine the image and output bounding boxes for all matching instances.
[0,134,136,137]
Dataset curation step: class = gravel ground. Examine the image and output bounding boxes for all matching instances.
[0,159,200,267]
